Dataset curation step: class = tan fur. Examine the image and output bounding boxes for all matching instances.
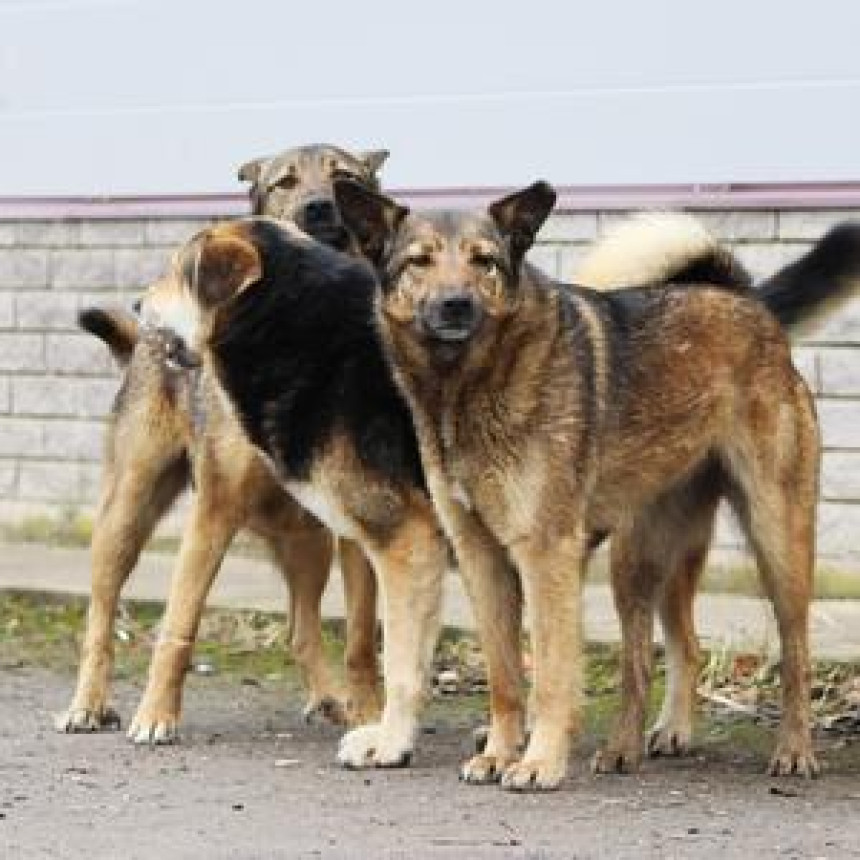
[58,148,386,740]
[336,181,821,790]
[575,211,718,288]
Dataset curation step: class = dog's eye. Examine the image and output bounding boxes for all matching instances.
[406,254,433,269]
[332,169,362,184]
[473,255,500,277]
[275,175,298,191]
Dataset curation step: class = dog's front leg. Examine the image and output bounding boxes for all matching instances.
[337,502,445,768]
[502,531,585,791]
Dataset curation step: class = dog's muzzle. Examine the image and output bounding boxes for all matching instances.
[298,196,350,250]
[420,291,483,343]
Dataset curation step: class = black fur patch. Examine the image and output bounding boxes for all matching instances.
[665,248,752,292]
[757,221,860,327]
[209,221,424,489]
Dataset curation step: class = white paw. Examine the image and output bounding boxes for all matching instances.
[337,723,413,769]
[127,712,180,745]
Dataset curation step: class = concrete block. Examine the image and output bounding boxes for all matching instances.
[560,244,592,282]
[0,223,17,247]
[0,417,43,456]
[42,419,106,461]
[0,250,50,289]
[821,452,860,502]
[0,292,14,328]
[15,291,79,331]
[798,298,860,347]
[0,334,44,372]
[0,377,10,413]
[0,460,17,494]
[818,347,860,395]
[693,209,776,241]
[12,376,116,419]
[145,219,210,245]
[817,399,860,450]
[114,248,170,289]
[17,220,81,247]
[816,501,860,560]
[80,220,145,247]
[45,333,115,376]
[538,212,598,243]
[51,249,115,290]
[18,461,88,502]
[778,210,860,241]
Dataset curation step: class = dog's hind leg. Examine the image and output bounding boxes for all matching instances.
[265,522,344,724]
[337,498,445,769]
[723,389,819,778]
[57,442,187,734]
[128,477,241,745]
[338,538,381,725]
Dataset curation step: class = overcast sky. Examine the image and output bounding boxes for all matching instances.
[2,0,859,195]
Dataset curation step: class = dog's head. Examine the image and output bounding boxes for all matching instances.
[237,144,388,252]
[334,179,556,362]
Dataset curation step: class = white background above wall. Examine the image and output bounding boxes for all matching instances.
[1,0,859,195]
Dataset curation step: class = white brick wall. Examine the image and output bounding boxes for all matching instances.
[0,208,858,566]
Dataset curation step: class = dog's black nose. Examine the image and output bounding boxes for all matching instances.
[439,295,476,328]
[422,291,482,342]
[303,197,337,227]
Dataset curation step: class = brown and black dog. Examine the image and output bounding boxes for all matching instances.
[144,218,449,768]
[332,178,860,790]
[56,144,389,742]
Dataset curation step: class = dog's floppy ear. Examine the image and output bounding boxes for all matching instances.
[237,156,269,184]
[489,181,557,264]
[334,178,408,265]
[359,149,389,176]
[185,231,263,308]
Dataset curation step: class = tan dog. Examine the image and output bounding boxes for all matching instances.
[333,179,859,790]
[57,145,388,742]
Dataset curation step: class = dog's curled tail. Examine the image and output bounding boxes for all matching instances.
[78,306,140,366]
[756,222,860,336]
[574,211,751,291]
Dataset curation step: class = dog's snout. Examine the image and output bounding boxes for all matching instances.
[422,290,482,343]
[303,197,337,226]
[439,295,476,327]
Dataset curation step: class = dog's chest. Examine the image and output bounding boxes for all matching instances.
[284,480,357,538]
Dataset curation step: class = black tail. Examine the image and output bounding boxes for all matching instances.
[78,306,140,366]
[757,221,860,334]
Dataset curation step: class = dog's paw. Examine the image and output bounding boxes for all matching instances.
[337,724,413,769]
[500,757,566,792]
[459,753,511,785]
[127,709,180,746]
[768,738,820,779]
[303,694,349,727]
[54,704,121,734]
[647,721,693,758]
[591,743,642,775]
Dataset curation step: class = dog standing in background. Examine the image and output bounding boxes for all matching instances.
[333,178,860,790]
[57,145,389,742]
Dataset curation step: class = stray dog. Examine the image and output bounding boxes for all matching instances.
[332,178,860,790]
[173,218,449,769]
[56,144,389,742]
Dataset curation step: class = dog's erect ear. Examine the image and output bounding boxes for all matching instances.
[489,181,557,264]
[334,178,408,265]
[359,149,390,176]
[186,232,263,308]
[237,156,269,184]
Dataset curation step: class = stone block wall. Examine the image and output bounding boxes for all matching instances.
[0,206,859,565]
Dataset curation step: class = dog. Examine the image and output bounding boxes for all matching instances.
[161,217,449,769]
[331,177,860,790]
[56,144,389,742]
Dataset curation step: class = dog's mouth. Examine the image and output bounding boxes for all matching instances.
[423,325,475,343]
[305,224,351,252]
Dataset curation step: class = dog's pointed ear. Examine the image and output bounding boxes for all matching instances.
[359,149,389,176]
[185,230,263,308]
[237,156,269,184]
[334,178,408,264]
[489,181,557,264]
